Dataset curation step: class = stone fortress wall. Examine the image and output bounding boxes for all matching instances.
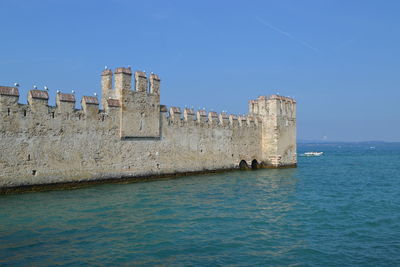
[0,67,296,189]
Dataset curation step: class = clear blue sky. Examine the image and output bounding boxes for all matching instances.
[1,0,399,141]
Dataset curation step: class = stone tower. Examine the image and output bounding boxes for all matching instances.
[101,67,161,138]
[250,95,297,167]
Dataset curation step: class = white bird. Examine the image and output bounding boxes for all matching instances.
[104,66,108,70]
[94,93,97,96]
[108,97,111,99]
[44,86,48,91]
[71,90,75,94]
[33,85,38,89]
[14,82,19,87]
[56,90,60,94]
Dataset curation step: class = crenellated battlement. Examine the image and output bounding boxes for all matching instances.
[0,66,296,190]
[0,66,266,134]
[162,105,262,128]
[0,68,293,131]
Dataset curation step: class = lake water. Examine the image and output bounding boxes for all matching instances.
[1,143,400,266]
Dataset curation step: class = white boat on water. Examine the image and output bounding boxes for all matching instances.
[304,152,323,156]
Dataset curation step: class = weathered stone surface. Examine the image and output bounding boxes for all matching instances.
[249,95,297,167]
[170,107,181,114]
[209,112,218,118]
[197,110,207,117]
[184,108,195,122]
[83,96,99,105]
[29,90,49,100]
[58,93,75,102]
[119,88,160,138]
[27,90,49,113]
[0,86,19,96]
[184,108,194,115]
[114,67,132,75]
[220,112,228,119]
[230,114,238,120]
[101,69,113,76]
[149,73,160,95]
[107,99,120,107]
[0,66,296,190]
[135,71,147,92]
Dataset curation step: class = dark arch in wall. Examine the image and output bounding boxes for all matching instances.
[251,159,259,170]
[239,160,249,170]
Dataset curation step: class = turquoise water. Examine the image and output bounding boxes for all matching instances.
[1,143,400,266]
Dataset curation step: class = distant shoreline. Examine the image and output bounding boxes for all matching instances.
[298,140,400,144]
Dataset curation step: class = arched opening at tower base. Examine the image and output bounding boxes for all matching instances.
[239,160,250,170]
[251,159,259,169]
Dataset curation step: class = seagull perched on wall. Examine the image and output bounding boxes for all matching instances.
[104,66,108,70]
[14,82,19,87]
[71,90,75,94]
[94,93,97,97]
[44,86,49,91]
[56,90,60,94]
[33,85,38,90]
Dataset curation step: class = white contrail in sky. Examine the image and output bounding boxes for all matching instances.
[255,16,320,53]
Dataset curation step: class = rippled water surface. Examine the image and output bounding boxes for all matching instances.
[1,143,400,266]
